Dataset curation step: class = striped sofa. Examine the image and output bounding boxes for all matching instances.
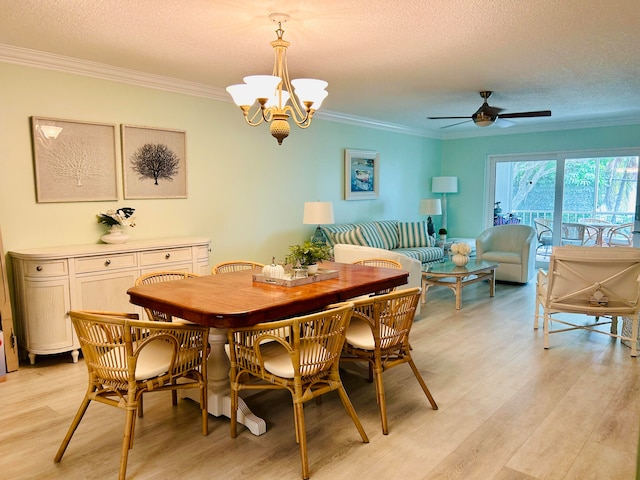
[321,220,444,264]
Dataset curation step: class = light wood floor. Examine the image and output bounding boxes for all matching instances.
[1,280,639,479]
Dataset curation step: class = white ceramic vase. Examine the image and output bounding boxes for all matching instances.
[452,253,469,267]
[101,225,129,244]
[306,264,319,275]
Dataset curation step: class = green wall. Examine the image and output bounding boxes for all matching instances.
[0,62,441,263]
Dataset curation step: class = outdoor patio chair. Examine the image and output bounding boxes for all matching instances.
[606,223,633,247]
[534,218,553,256]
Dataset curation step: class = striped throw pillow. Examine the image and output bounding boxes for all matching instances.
[321,224,355,247]
[398,221,429,248]
[374,221,400,250]
[330,226,367,246]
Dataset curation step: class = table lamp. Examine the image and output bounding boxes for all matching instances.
[431,176,458,230]
[419,198,442,236]
[303,202,335,244]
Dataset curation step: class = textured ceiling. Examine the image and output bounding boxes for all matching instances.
[1,0,639,138]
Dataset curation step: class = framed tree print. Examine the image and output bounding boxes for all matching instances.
[344,148,379,200]
[31,117,117,203]
[122,125,187,199]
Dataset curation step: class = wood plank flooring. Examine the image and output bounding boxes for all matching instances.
[1,280,638,479]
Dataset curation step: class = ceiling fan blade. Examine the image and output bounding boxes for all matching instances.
[441,119,473,129]
[427,116,472,120]
[495,118,515,128]
[498,110,551,119]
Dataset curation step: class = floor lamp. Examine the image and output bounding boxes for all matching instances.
[303,202,335,244]
[431,176,458,231]
[419,198,442,236]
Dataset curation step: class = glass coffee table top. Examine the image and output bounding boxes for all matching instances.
[422,259,499,275]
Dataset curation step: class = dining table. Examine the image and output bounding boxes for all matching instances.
[127,261,408,435]
[579,221,616,246]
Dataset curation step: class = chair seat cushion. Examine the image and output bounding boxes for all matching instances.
[345,317,397,350]
[101,339,174,381]
[480,251,523,265]
[262,341,330,378]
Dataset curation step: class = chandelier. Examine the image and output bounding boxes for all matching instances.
[226,13,328,145]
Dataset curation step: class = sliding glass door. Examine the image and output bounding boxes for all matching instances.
[489,150,640,266]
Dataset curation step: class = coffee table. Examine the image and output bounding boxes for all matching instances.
[421,259,499,309]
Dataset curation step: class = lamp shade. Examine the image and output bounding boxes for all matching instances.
[419,198,442,216]
[303,202,334,225]
[431,176,458,193]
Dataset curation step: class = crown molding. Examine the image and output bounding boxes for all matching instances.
[2,43,638,140]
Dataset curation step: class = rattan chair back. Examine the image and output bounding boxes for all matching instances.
[341,287,438,434]
[212,260,264,274]
[54,310,209,480]
[135,271,200,322]
[227,302,368,479]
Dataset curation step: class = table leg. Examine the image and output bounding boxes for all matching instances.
[455,277,463,310]
[182,327,267,436]
[489,270,496,297]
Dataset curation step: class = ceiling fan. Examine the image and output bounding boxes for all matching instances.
[427,91,551,128]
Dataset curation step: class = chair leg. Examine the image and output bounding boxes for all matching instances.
[543,314,550,349]
[200,382,209,436]
[53,396,91,463]
[407,358,438,410]
[335,385,369,443]
[137,394,144,417]
[230,386,238,438]
[610,315,618,335]
[294,401,310,480]
[119,409,136,480]
[372,364,389,434]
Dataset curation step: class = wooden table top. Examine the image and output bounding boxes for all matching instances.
[127,262,408,328]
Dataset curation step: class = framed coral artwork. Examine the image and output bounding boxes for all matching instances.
[121,125,187,199]
[31,116,117,203]
[344,148,379,200]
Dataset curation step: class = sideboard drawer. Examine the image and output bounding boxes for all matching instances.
[75,253,138,273]
[140,247,193,266]
[23,260,68,277]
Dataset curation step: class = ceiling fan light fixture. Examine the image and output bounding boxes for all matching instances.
[473,112,495,127]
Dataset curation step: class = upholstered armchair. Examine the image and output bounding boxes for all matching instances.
[475,224,537,283]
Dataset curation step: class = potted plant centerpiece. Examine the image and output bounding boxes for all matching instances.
[286,241,332,275]
[438,227,447,243]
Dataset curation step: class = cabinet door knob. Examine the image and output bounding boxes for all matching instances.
[105,259,111,266]
[165,253,171,259]
[36,266,43,271]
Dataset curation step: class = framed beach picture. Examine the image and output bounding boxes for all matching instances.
[31,117,117,203]
[122,125,187,199]
[344,148,379,200]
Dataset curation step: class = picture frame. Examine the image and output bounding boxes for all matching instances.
[121,125,187,199]
[31,117,117,203]
[344,148,379,200]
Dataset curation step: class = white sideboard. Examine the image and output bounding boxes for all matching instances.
[9,236,210,365]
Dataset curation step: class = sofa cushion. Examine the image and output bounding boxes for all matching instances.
[398,221,434,248]
[358,222,387,249]
[375,221,401,250]
[321,224,355,247]
[330,226,367,246]
[395,247,443,263]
